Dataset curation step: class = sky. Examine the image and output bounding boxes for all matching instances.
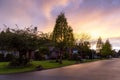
[0,0,120,50]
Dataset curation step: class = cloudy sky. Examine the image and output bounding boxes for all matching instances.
[0,0,120,50]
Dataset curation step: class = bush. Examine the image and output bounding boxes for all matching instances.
[0,54,4,62]
[9,55,30,67]
[71,54,78,60]
[34,52,45,60]
[9,57,20,67]
[5,54,14,61]
[63,52,69,59]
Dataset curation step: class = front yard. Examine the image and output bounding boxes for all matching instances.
[0,59,100,74]
[0,60,76,74]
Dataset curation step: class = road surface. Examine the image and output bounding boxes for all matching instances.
[0,58,120,80]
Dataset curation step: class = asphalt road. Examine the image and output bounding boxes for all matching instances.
[0,58,120,80]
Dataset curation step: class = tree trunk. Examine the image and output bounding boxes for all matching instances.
[69,48,72,60]
[59,49,62,64]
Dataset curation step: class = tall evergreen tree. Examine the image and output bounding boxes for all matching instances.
[101,39,113,58]
[52,13,68,44]
[52,12,75,63]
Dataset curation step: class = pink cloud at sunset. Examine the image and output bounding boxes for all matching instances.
[0,0,120,49]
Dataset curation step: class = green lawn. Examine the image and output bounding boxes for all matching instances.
[0,62,35,74]
[0,60,76,74]
[0,59,99,74]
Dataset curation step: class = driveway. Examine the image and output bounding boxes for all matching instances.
[0,58,120,80]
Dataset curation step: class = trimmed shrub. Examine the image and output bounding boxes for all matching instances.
[0,54,4,62]
[9,55,30,67]
[34,52,44,60]
[5,54,14,61]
